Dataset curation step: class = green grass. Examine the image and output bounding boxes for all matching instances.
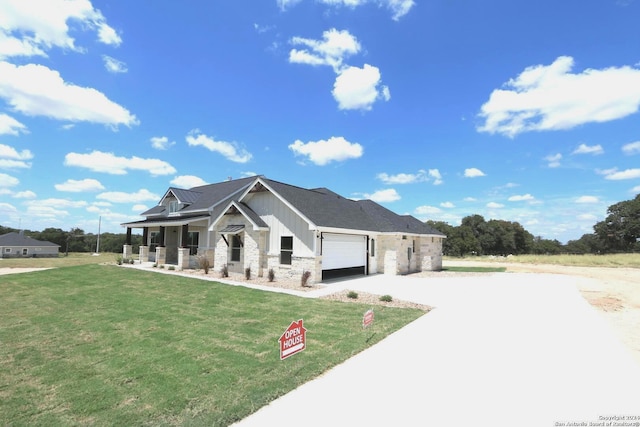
[0,252,121,268]
[445,253,640,268]
[0,265,425,426]
[442,266,507,273]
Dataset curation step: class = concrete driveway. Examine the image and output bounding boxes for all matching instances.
[234,273,640,427]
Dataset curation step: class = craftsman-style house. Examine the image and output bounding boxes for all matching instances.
[121,176,445,283]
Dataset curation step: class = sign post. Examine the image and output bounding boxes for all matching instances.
[279,319,306,360]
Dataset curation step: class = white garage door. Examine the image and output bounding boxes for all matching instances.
[322,233,366,271]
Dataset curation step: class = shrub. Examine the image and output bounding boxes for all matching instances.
[159,265,165,269]
[152,263,157,268]
[245,267,251,280]
[301,270,312,287]
[268,268,275,282]
[197,256,210,274]
[115,255,123,265]
[347,291,358,299]
[168,265,175,271]
[379,294,393,302]
[128,258,135,264]
[220,264,229,278]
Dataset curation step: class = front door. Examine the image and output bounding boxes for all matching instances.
[228,234,243,273]
[165,227,179,264]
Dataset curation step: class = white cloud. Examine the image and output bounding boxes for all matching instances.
[575,195,599,203]
[0,143,32,169]
[0,113,27,135]
[151,136,175,150]
[478,56,640,137]
[508,194,535,202]
[464,197,477,202]
[102,55,127,73]
[603,168,640,180]
[289,136,363,165]
[277,0,303,10]
[377,170,427,184]
[289,28,361,72]
[132,204,147,212]
[14,190,36,199]
[13,190,37,199]
[622,141,640,155]
[186,131,252,163]
[363,188,400,202]
[464,167,485,178]
[486,202,504,208]
[24,198,87,221]
[0,62,138,127]
[279,0,415,20]
[572,143,603,155]
[440,201,455,208]
[631,185,640,193]
[414,205,442,215]
[577,213,597,221]
[64,151,176,176]
[55,178,105,192]
[333,64,390,111]
[97,189,160,204]
[545,153,562,168]
[428,169,443,185]
[170,175,208,188]
[0,172,19,187]
[0,0,121,59]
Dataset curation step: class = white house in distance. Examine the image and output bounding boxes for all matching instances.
[121,176,445,283]
[0,231,60,258]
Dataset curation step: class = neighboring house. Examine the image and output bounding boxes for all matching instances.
[121,176,445,283]
[0,231,60,258]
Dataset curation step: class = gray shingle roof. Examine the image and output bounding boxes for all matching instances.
[126,176,445,237]
[262,179,445,236]
[0,232,60,247]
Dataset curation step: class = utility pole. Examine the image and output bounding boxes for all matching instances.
[96,216,101,254]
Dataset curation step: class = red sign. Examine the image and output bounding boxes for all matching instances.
[279,319,306,360]
[363,309,374,328]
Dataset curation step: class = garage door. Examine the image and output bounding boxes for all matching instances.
[322,233,366,280]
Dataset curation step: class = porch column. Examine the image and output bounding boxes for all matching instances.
[142,227,149,244]
[156,246,166,266]
[123,227,132,260]
[181,224,189,248]
[178,247,190,270]
[158,226,165,247]
[139,245,149,263]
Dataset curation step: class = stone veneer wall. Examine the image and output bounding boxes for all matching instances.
[377,234,443,275]
[266,254,319,284]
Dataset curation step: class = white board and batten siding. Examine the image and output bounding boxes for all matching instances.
[244,192,315,257]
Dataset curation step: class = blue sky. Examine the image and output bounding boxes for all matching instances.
[1,0,640,243]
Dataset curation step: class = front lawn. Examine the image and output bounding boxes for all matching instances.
[0,265,425,426]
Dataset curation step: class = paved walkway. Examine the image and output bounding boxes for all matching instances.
[231,273,640,427]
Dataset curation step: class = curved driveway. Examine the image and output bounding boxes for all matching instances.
[234,272,640,427]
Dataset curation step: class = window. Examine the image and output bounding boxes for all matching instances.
[187,232,199,256]
[280,236,293,265]
[22,248,28,255]
[169,201,179,213]
[370,239,375,257]
[150,231,160,252]
[231,235,241,262]
[413,239,416,253]
[3,248,10,254]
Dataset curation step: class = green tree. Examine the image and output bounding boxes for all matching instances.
[593,194,640,252]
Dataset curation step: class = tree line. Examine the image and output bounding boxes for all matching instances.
[428,193,640,256]
[0,226,142,255]
[2,194,638,256]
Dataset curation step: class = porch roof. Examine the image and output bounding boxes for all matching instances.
[122,215,210,228]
